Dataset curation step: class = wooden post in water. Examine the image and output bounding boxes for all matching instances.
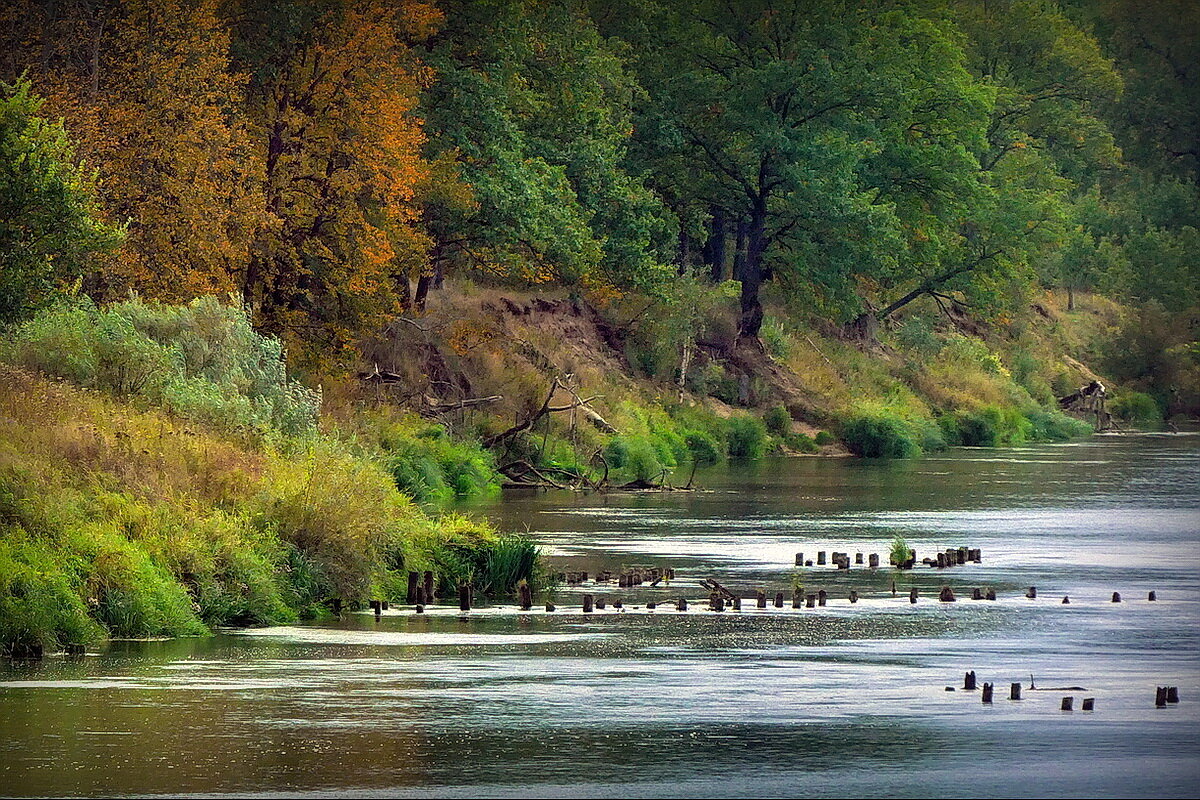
[545,602,556,612]
[415,604,424,614]
[678,598,688,611]
[774,591,785,608]
[869,553,880,569]
[370,600,382,617]
[849,590,859,604]
[458,584,471,612]
[856,552,864,565]
[817,551,826,565]
[818,589,827,607]
[1156,687,1168,707]
[519,583,532,611]
[596,597,606,610]
[937,552,947,569]
[972,588,983,600]
[423,571,435,604]
[1010,682,1022,700]
[381,601,389,611]
[612,599,623,609]
[406,572,419,604]
[582,594,594,613]
[1062,596,1070,604]
[986,588,996,601]
[964,671,976,690]
[1112,591,1121,603]
[709,593,723,612]
[757,590,767,609]
[1167,687,1180,703]
[910,588,918,604]
[1061,697,1074,711]
[806,593,816,608]
[414,587,425,607]
[792,589,802,609]
[1082,698,1094,711]
[731,596,741,611]
[939,586,956,602]
[795,552,804,566]
[647,601,656,610]
[957,547,968,564]
[982,682,993,703]
[1026,586,1037,599]
[892,580,897,596]
[1148,591,1157,601]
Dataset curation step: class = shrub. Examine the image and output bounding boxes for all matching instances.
[0,534,103,656]
[942,405,1032,447]
[840,411,919,458]
[764,404,792,436]
[785,432,819,453]
[889,535,914,568]
[726,415,767,460]
[1025,408,1093,441]
[683,429,721,465]
[605,434,665,482]
[1110,391,1162,423]
[814,431,835,446]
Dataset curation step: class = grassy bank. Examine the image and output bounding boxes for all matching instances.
[0,298,537,657]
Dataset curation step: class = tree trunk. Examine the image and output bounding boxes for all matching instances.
[676,229,692,275]
[737,203,768,340]
[414,273,432,312]
[1067,285,1075,311]
[732,218,747,281]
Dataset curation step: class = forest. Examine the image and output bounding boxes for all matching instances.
[1,0,1198,651]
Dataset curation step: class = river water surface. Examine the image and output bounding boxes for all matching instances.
[2,433,1199,797]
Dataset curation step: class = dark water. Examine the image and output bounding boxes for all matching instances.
[3,433,1199,798]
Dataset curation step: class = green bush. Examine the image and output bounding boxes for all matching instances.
[1110,391,1162,422]
[889,534,914,567]
[785,432,819,453]
[683,429,721,465]
[840,411,919,458]
[605,434,666,482]
[0,533,103,656]
[1025,408,1093,441]
[5,297,319,440]
[764,404,791,436]
[814,430,835,446]
[725,415,767,460]
[942,405,1032,447]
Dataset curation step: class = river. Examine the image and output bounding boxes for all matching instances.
[2,432,1198,797]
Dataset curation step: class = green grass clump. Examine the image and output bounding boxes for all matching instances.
[1025,408,1093,440]
[725,415,767,460]
[889,535,914,567]
[0,534,104,656]
[1110,391,1162,423]
[840,410,920,458]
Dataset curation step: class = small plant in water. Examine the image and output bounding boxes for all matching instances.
[889,535,914,568]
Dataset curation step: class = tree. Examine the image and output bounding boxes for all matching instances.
[622,0,991,339]
[0,76,122,323]
[230,0,439,363]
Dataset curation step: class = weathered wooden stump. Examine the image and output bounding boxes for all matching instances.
[792,589,802,609]
[415,604,424,614]
[519,584,533,611]
[1082,698,1094,711]
[856,552,864,564]
[1010,682,1022,701]
[982,682,993,703]
[582,594,594,613]
[678,598,688,611]
[795,552,804,566]
[972,549,982,563]
[947,549,959,566]
[1061,696,1074,711]
[596,598,606,610]
[806,560,813,567]
[1156,687,1168,707]
[612,599,623,609]
[964,671,977,690]
[756,590,767,609]
[806,593,816,608]
[647,601,656,610]
[1112,591,1121,603]
[459,585,471,612]
[1026,586,1037,599]
[1062,596,1070,604]
[849,590,859,604]
[423,571,435,603]
[332,598,343,616]
[985,588,996,601]
[414,587,425,607]
[818,589,828,607]
[892,580,897,596]
[774,591,785,608]
[731,596,741,610]
[817,551,827,565]
[956,547,968,564]
[406,571,419,604]
[909,588,918,604]
[972,588,983,600]
[545,602,556,612]
[370,600,382,617]
[869,553,880,569]
[937,552,947,569]
[709,594,724,612]
[1167,686,1180,703]
[939,586,956,602]
[381,601,389,611]
[65,643,85,658]
[1148,591,1157,601]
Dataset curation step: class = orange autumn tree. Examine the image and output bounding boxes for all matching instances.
[231,0,440,366]
[0,0,260,302]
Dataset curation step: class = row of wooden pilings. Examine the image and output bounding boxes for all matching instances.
[794,547,983,570]
[960,671,1181,709]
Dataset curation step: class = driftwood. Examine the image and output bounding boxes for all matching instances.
[484,377,617,450]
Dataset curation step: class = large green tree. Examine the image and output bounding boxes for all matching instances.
[0,76,122,324]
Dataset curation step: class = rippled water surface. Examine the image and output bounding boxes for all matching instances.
[3,433,1199,797]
